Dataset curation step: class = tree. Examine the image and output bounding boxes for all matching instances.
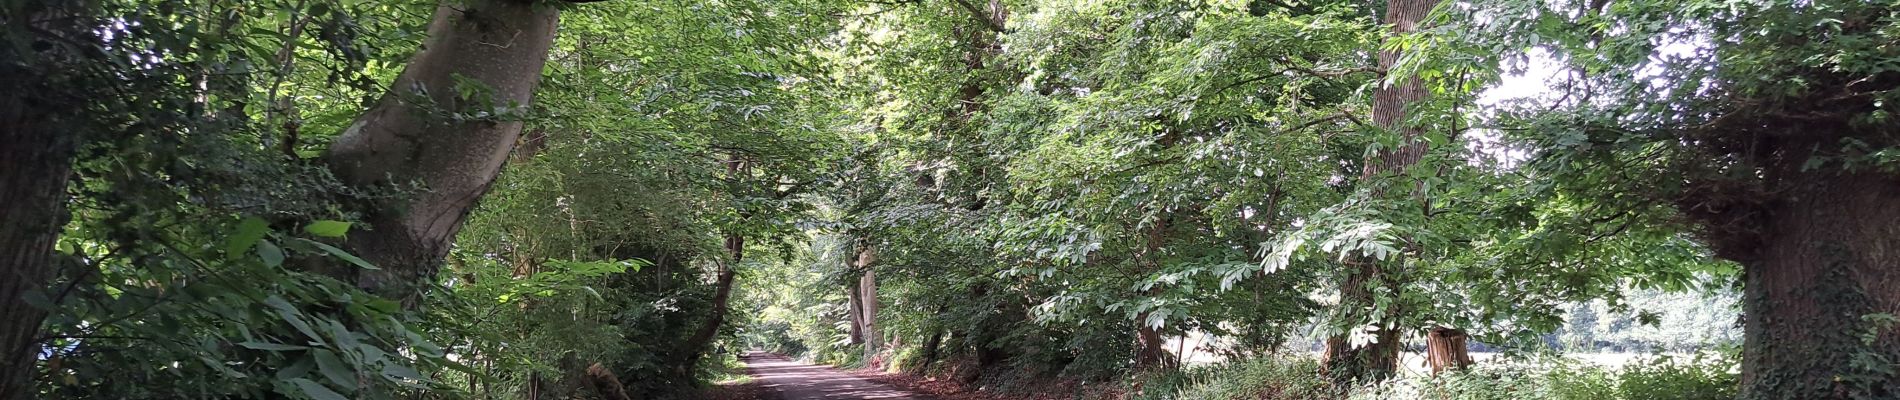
[879,0,1377,377]
[855,241,881,363]
[324,0,566,304]
[1447,1,1900,397]
[0,2,93,396]
[1319,0,1437,383]
[680,231,741,368]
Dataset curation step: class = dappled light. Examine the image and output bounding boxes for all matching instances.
[739,353,927,399]
[2,0,1895,399]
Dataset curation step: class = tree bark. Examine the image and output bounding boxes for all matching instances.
[0,65,77,400]
[323,0,560,304]
[1728,170,1900,399]
[846,278,866,345]
[683,156,749,370]
[0,2,92,397]
[1320,260,1402,381]
[1321,0,1435,384]
[1133,215,1180,371]
[857,243,881,364]
[961,282,1015,383]
[912,0,1007,210]
[681,231,742,370]
[921,327,944,369]
[1425,327,1473,374]
[1133,321,1177,371]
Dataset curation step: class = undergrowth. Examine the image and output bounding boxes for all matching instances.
[1128,353,1736,400]
[1126,356,1340,400]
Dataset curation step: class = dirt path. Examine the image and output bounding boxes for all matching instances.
[740,352,932,400]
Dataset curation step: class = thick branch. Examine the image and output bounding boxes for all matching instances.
[950,0,1006,32]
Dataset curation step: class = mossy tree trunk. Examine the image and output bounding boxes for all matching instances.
[1724,169,1900,399]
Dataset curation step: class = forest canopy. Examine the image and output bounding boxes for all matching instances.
[1,0,1895,399]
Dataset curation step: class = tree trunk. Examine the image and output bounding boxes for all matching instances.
[1133,320,1178,370]
[0,69,78,400]
[0,3,92,397]
[857,244,880,364]
[683,155,750,370]
[846,279,865,345]
[323,0,560,304]
[961,282,1013,383]
[1133,215,1180,371]
[1729,170,1900,399]
[1425,327,1473,374]
[682,232,742,370]
[1319,262,1401,381]
[921,327,944,369]
[1321,0,1435,384]
[912,0,1007,209]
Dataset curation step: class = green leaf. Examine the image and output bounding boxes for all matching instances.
[441,359,483,376]
[226,217,270,255]
[363,298,401,314]
[304,220,352,238]
[293,238,380,270]
[312,349,357,390]
[258,240,285,268]
[265,295,323,342]
[238,341,307,351]
[277,357,316,381]
[291,378,348,400]
[382,363,425,381]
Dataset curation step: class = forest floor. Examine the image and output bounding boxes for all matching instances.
[850,369,1124,400]
[731,352,934,399]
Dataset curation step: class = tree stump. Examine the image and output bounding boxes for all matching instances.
[1425,327,1474,373]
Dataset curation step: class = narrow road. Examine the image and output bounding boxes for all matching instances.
[740,352,931,399]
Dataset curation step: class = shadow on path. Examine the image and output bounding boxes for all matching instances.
[741,352,931,400]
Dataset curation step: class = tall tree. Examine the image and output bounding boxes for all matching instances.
[0,2,93,396]
[324,0,567,303]
[680,232,741,368]
[856,242,881,362]
[681,156,750,370]
[1453,1,1900,397]
[1320,0,1436,383]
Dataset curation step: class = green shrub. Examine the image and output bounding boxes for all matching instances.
[1129,353,1735,400]
[1352,353,1736,400]
[1613,354,1737,400]
[1130,356,1342,400]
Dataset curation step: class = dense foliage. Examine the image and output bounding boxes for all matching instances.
[3,0,1894,399]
